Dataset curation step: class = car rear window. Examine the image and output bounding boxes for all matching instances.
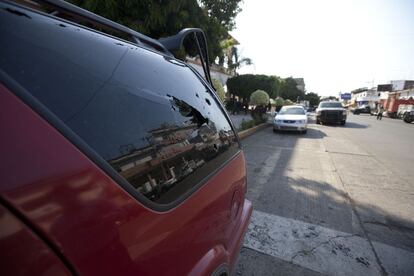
[279,107,305,115]
[0,5,239,205]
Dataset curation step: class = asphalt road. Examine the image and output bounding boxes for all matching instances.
[236,113,414,276]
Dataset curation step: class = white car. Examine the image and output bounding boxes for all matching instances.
[273,105,308,134]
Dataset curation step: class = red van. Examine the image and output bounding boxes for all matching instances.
[0,1,252,275]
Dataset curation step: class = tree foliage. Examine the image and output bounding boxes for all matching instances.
[279,77,305,102]
[212,79,226,103]
[227,74,281,100]
[274,97,284,107]
[226,74,305,102]
[304,92,320,106]
[69,0,243,64]
[219,37,252,74]
[321,96,339,101]
[200,0,242,30]
[284,99,294,106]
[250,90,270,106]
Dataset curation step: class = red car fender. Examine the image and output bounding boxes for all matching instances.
[188,245,228,276]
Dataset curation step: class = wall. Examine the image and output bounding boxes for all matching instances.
[399,88,414,99]
[186,60,233,87]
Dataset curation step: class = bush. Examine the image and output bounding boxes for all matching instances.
[253,116,266,125]
[275,97,284,106]
[251,107,267,124]
[249,90,269,123]
[225,98,234,111]
[274,97,284,112]
[284,99,294,106]
[240,119,256,131]
[250,90,270,106]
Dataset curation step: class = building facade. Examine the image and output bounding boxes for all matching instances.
[351,87,381,109]
[391,80,414,91]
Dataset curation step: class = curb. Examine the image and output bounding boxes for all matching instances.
[237,123,270,140]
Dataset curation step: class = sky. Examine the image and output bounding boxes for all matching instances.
[230,0,414,96]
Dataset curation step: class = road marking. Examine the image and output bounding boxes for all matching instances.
[248,149,281,202]
[247,144,327,154]
[328,151,372,157]
[244,210,414,276]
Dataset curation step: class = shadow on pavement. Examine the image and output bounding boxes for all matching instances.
[237,126,414,275]
[343,122,369,129]
[273,127,326,139]
[318,122,369,129]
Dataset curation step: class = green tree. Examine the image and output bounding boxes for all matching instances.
[304,92,320,106]
[212,79,226,103]
[200,0,242,30]
[69,0,243,64]
[226,75,308,103]
[226,74,281,101]
[219,38,253,74]
[279,77,305,102]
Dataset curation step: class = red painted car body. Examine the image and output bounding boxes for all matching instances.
[0,83,251,275]
[0,1,252,275]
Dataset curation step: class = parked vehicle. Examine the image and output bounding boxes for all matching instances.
[402,105,414,123]
[316,101,347,125]
[384,98,414,118]
[351,105,371,115]
[273,105,308,134]
[397,104,408,118]
[0,1,252,275]
[397,104,414,120]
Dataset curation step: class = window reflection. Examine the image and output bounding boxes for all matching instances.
[109,96,236,202]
